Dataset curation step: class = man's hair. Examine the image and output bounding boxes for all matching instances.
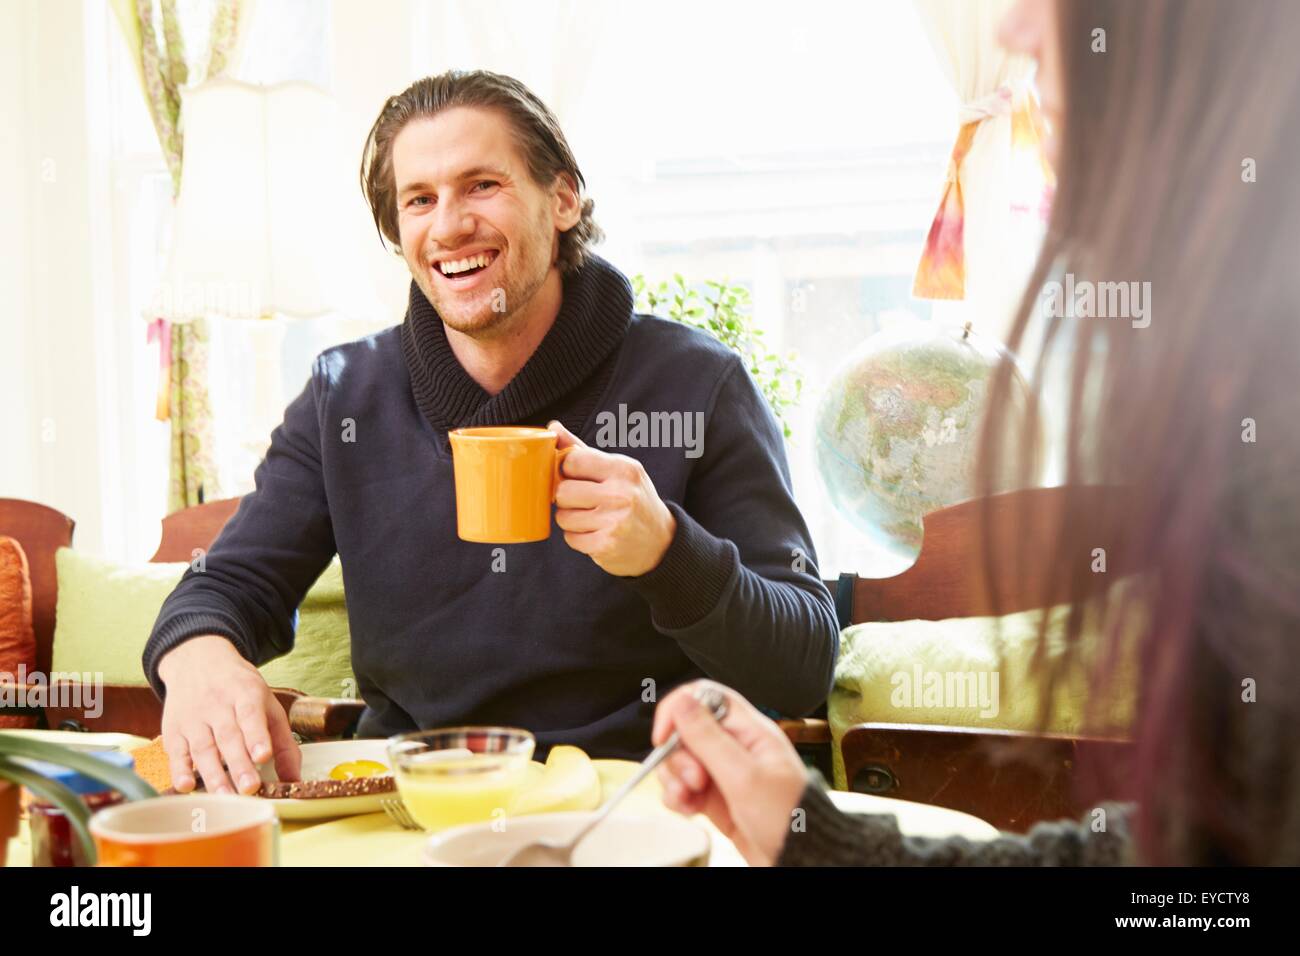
[359,70,602,274]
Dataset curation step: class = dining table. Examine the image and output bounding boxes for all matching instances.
[3,730,1000,867]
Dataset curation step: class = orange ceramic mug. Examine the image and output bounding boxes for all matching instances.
[448,426,573,543]
[90,794,279,867]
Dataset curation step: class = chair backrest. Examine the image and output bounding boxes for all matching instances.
[832,486,1138,830]
[0,499,75,677]
[16,487,1118,679]
[149,497,243,563]
[0,496,243,682]
[842,485,1128,623]
[28,495,293,737]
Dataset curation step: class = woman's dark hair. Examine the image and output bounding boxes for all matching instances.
[980,0,1300,865]
[359,70,602,273]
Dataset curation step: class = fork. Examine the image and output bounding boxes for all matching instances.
[496,685,728,867]
[380,797,423,831]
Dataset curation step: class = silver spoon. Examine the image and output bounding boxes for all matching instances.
[497,686,728,867]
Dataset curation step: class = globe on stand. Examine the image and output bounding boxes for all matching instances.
[814,319,1042,567]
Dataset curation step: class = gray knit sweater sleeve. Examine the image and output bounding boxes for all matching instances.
[778,773,1136,866]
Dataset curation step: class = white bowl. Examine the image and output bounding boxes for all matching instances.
[422,811,710,867]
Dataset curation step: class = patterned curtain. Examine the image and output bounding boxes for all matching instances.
[112,0,252,510]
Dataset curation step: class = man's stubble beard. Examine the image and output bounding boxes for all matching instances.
[414,212,555,343]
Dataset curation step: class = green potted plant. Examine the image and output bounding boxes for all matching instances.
[0,734,157,866]
[633,274,803,438]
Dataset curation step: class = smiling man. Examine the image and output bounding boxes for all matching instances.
[142,71,838,795]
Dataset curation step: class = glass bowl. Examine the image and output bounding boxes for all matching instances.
[386,727,535,831]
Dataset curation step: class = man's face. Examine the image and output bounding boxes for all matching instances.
[393,106,578,338]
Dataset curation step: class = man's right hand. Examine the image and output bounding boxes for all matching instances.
[156,635,301,795]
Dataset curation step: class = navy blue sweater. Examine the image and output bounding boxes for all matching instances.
[143,256,838,758]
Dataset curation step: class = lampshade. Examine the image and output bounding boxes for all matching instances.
[148,79,351,322]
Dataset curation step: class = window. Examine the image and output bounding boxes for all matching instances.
[103,0,378,558]
[421,0,966,575]
[102,0,1045,578]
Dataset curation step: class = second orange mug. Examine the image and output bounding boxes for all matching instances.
[90,794,279,867]
[448,426,572,543]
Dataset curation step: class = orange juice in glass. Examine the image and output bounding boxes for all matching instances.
[388,728,535,831]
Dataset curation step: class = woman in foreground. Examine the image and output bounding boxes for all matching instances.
[654,0,1300,866]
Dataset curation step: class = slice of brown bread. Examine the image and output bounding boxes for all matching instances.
[255,775,395,799]
[151,756,397,800]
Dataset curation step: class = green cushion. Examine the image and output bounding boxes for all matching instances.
[51,549,354,699]
[828,592,1139,789]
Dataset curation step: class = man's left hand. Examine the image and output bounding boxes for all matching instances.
[549,420,677,577]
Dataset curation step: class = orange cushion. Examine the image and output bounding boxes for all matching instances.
[0,535,38,728]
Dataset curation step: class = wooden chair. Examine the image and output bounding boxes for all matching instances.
[0,499,73,681]
[5,489,1136,831]
[0,499,74,725]
[797,485,1136,831]
[0,497,362,741]
[1,495,840,747]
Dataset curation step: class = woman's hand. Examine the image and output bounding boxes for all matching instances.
[652,680,808,866]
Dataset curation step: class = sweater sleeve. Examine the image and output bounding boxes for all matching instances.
[622,358,839,717]
[778,772,1137,866]
[141,363,338,699]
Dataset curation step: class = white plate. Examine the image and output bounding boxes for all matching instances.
[259,739,395,820]
[826,789,999,840]
[422,811,711,867]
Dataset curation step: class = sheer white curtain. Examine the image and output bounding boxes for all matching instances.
[433,0,611,125]
[205,0,390,497]
[914,0,1043,341]
[423,0,631,257]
